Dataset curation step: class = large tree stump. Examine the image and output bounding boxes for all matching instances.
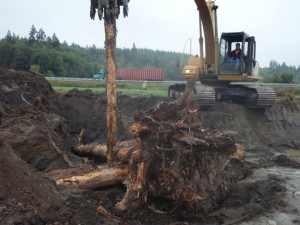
[111,83,246,214]
[113,118,245,214]
[46,81,246,217]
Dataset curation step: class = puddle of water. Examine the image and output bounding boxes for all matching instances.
[285,149,300,157]
[284,149,300,163]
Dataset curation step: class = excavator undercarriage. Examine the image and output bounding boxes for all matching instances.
[168,83,276,108]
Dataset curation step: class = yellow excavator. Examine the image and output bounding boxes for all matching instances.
[168,0,276,108]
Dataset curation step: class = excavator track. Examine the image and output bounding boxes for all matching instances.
[169,83,276,108]
[168,83,216,107]
[243,85,276,108]
[193,84,216,106]
[214,84,276,108]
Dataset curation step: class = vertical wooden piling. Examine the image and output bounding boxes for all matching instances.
[105,16,117,163]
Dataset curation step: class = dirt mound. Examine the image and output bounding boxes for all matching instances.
[0,66,73,171]
[0,141,73,224]
[199,100,300,150]
[1,66,300,224]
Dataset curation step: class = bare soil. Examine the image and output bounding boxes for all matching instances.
[1,65,300,225]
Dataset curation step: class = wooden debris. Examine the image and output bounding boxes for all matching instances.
[73,139,141,162]
[97,203,124,224]
[46,163,128,189]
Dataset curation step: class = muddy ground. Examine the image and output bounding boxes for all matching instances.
[0,64,300,225]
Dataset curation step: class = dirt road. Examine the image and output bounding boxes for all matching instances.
[0,65,300,224]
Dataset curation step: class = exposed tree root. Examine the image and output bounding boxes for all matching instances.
[46,81,246,217]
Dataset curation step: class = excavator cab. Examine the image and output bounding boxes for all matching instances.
[218,32,260,82]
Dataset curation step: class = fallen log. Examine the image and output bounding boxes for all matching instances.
[45,163,128,189]
[73,139,141,162]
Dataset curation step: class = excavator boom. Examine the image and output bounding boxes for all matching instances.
[194,0,216,69]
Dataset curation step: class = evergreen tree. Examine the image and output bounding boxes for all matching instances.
[5,31,12,43]
[28,25,37,46]
[131,43,138,67]
[4,31,17,44]
[0,40,14,66]
[52,33,60,49]
[11,43,31,70]
[36,28,46,44]
[11,33,17,44]
[45,36,53,48]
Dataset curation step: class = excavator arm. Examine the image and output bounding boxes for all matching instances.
[194,0,216,68]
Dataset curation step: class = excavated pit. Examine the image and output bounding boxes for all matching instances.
[1,65,300,225]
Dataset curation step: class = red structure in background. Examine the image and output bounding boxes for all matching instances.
[117,68,164,81]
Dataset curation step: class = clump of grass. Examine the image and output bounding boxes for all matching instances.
[274,87,300,100]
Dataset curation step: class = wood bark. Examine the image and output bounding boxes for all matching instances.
[105,15,117,163]
[45,163,128,189]
[73,139,141,162]
[148,81,196,121]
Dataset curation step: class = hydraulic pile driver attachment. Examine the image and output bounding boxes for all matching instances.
[90,0,130,20]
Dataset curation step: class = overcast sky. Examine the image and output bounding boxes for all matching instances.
[0,0,299,68]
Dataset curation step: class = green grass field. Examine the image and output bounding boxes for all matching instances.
[49,80,170,97]
[49,80,300,100]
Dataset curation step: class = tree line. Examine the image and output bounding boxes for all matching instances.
[260,60,300,83]
[0,25,184,80]
[0,25,299,82]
